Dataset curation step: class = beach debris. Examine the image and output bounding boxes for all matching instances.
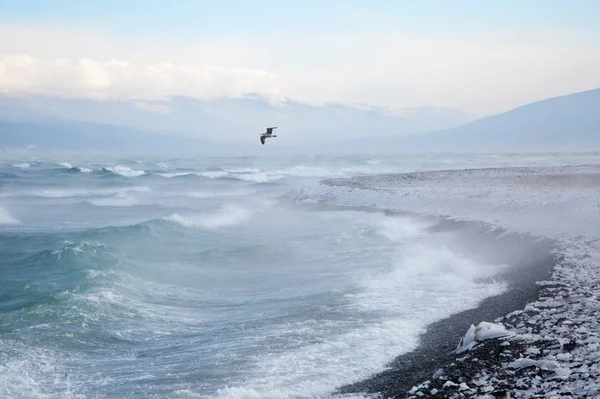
[455,321,514,354]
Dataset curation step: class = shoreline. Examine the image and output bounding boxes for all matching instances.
[316,164,600,399]
[335,224,558,399]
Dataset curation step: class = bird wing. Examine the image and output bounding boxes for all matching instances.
[266,127,278,135]
[260,135,266,145]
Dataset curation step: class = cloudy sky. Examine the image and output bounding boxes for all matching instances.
[1,0,599,117]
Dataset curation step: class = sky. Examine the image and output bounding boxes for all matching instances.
[1,0,599,117]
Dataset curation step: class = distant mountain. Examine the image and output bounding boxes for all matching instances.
[3,89,598,156]
[330,88,600,154]
[0,92,472,146]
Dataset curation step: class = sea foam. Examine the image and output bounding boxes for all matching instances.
[103,165,146,177]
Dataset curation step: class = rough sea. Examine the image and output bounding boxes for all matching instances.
[2,152,600,399]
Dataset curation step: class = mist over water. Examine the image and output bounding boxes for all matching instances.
[1,152,597,398]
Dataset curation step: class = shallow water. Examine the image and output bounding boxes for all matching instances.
[1,152,599,398]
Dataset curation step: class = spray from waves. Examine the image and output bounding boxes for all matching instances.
[216,216,510,399]
[375,216,433,242]
[165,204,253,229]
[58,162,73,169]
[102,165,146,177]
[0,206,19,224]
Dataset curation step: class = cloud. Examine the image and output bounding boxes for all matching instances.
[0,54,281,99]
[0,24,599,115]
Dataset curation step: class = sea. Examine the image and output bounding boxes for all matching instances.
[2,151,600,399]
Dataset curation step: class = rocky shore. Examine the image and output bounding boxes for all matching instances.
[404,243,600,399]
[337,239,600,399]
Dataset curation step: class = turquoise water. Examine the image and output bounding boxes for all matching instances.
[1,152,597,398]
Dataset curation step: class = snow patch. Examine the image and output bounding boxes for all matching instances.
[455,322,513,354]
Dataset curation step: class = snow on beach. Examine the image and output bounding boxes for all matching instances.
[304,164,600,398]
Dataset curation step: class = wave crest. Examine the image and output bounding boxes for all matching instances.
[165,204,253,229]
[0,206,19,224]
[31,186,151,199]
[102,166,146,177]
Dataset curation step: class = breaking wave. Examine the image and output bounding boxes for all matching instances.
[102,165,146,177]
[165,204,253,229]
[0,206,19,224]
[3,153,590,399]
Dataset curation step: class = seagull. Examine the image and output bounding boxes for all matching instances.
[260,127,278,145]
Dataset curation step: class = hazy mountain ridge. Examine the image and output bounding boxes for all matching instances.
[1,89,599,155]
[0,92,471,145]
[324,88,600,154]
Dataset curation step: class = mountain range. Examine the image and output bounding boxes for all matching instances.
[1,88,599,155]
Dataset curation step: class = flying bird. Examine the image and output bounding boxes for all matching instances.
[260,127,278,145]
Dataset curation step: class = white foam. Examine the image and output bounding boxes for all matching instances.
[12,163,30,169]
[166,204,253,229]
[54,162,92,173]
[216,233,508,399]
[196,165,353,183]
[30,186,151,198]
[35,189,93,198]
[0,339,68,399]
[158,172,189,178]
[104,165,146,177]
[89,193,138,207]
[199,170,284,183]
[225,168,261,173]
[234,172,282,183]
[200,171,229,179]
[0,206,19,224]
